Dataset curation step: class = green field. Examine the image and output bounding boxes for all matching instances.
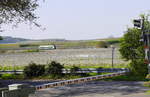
[0,37,121,50]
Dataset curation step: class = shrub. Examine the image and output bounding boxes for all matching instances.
[129,60,148,77]
[19,44,38,47]
[70,66,80,75]
[24,62,45,78]
[46,61,64,76]
[107,39,120,45]
[96,41,108,48]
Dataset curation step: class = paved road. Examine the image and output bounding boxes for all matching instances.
[29,81,150,97]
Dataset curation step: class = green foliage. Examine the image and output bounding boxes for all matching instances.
[0,74,23,79]
[64,63,128,69]
[129,60,148,77]
[24,62,45,78]
[96,41,108,48]
[119,28,144,61]
[70,66,80,75]
[103,74,147,81]
[0,65,24,70]
[0,0,39,27]
[46,61,64,76]
[107,39,121,45]
[19,44,39,47]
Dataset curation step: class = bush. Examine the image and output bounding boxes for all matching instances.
[46,61,64,76]
[107,39,120,45]
[129,60,148,77]
[70,66,80,75]
[96,41,108,48]
[24,62,45,78]
[19,44,38,47]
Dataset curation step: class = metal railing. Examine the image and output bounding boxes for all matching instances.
[0,68,129,74]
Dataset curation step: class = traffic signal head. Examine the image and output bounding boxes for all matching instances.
[133,19,142,28]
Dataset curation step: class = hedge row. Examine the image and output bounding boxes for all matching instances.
[23,61,80,78]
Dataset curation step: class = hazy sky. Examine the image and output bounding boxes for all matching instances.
[1,0,150,40]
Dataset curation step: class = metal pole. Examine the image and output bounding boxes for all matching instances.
[111,46,115,68]
[141,17,150,74]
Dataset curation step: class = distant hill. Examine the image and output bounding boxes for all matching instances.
[0,36,29,43]
[0,36,67,44]
[0,36,121,44]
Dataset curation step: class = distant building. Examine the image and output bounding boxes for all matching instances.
[38,45,56,50]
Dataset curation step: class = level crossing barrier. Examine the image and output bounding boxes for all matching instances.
[35,71,128,90]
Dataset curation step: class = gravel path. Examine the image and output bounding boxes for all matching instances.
[29,81,150,97]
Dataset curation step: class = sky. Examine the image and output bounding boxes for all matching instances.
[1,0,150,40]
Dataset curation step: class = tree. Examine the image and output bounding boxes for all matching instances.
[119,14,150,77]
[120,28,144,61]
[0,0,40,29]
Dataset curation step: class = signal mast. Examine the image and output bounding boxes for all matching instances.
[133,18,150,73]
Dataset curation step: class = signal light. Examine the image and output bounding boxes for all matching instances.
[133,19,141,28]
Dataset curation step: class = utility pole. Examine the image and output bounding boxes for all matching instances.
[111,45,115,68]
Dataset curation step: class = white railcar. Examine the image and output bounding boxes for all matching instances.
[38,45,56,50]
